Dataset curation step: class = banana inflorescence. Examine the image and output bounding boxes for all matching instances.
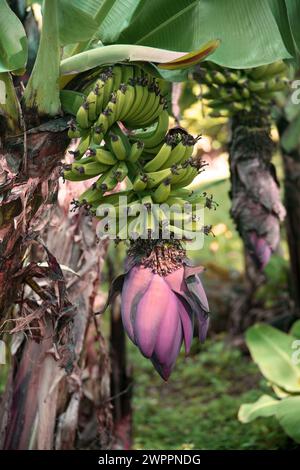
[62,64,214,241]
[195,61,288,118]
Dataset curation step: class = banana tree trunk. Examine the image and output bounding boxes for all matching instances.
[0,116,113,448]
[0,118,69,315]
[278,117,300,312]
[228,108,285,333]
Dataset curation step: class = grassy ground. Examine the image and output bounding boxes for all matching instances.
[129,337,291,450]
[127,167,291,450]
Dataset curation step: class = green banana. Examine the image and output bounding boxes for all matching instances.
[139,96,166,127]
[93,125,104,145]
[266,77,288,92]
[213,71,227,84]
[90,147,117,165]
[166,224,196,240]
[171,166,198,189]
[114,161,128,182]
[106,94,118,127]
[137,87,160,124]
[144,141,173,172]
[102,69,114,108]
[121,65,135,84]
[128,79,150,125]
[169,166,189,185]
[97,165,119,192]
[152,179,171,203]
[132,173,148,192]
[146,168,172,189]
[115,85,127,121]
[94,78,106,114]
[182,142,194,162]
[124,79,145,122]
[128,141,144,163]
[161,139,186,168]
[248,80,266,93]
[225,70,241,83]
[78,183,105,205]
[109,133,127,160]
[86,90,97,122]
[112,65,123,93]
[63,168,97,182]
[130,83,155,124]
[70,161,110,176]
[118,82,135,120]
[68,122,81,139]
[77,133,91,157]
[76,102,90,129]
[248,65,269,81]
[138,110,169,149]
[95,111,110,136]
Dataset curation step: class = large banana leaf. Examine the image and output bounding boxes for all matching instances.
[246,324,300,393]
[267,0,298,59]
[93,0,140,44]
[57,0,295,67]
[239,394,300,443]
[276,396,300,443]
[284,0,300,57]
[57,0,99,45]
[0,0,28,72]
[116,0,292,67]
[290,320,300,339]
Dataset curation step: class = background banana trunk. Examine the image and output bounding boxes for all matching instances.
[228,107,285,333]
[278,116,300,314]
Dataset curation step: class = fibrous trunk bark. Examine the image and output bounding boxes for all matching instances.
[0,122,113,448]
[228,108,286,333]
[278,117,300,313]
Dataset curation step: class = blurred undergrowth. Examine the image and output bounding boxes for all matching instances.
[129,337,293,450]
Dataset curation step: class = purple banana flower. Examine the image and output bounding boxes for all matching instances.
[105,258,209,380]
[249,231,272,269]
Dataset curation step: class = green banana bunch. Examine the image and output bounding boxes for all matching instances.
[62,63,213,241]
[196,60,289,118]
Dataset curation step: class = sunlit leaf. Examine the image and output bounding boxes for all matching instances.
[284,0,300,56]
[246,324,300,393]
[238,395,279,423]
[58,0,99,45]
[276,396,300,443]
[290,320,300,339]
[117,0,291,68]
[94,0,141,44]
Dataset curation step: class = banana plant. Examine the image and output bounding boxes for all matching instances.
[191,60,291,334]
[238,322,300,444]
[277,96,300,311]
